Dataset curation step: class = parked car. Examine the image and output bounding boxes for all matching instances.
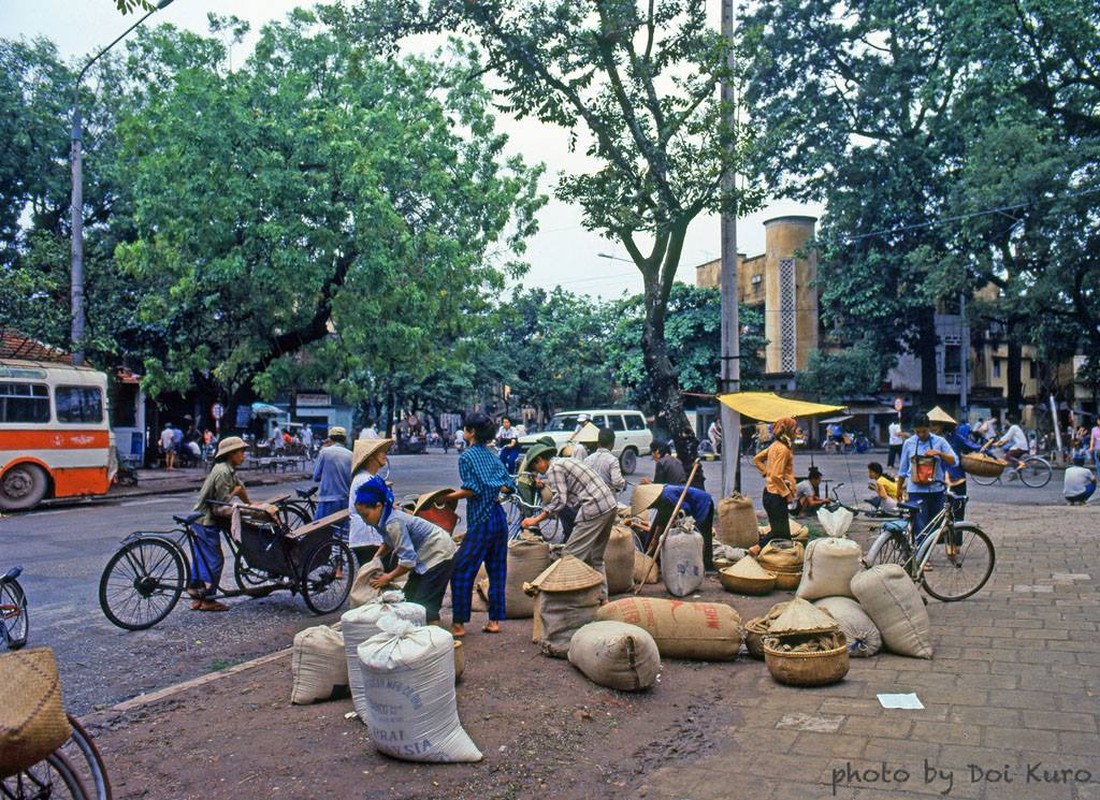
[516,409,652,474]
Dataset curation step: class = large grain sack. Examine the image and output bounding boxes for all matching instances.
[661,524,704,597]
[471,564,489,612]
[757,539,804,572]
[596,597,742,661]
[604,525,637,595]
[358,617,482,762]
[850,565,932,659]
[291,625,349,705]
[633,550,660,584]
[568,621,661,691]
[342,592,426,721]
[717,493,759,548]
[813,597,882,658]
[349,558,385,608]
[504,536,552,618]
[526,555,605,657]
[797,537,862,600]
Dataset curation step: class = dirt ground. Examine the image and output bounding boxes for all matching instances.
[81,502,1079,800]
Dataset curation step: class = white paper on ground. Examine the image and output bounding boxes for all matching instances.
[877,693,924,709]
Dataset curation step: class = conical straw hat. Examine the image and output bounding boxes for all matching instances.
[352,437,394,474]
[926,406,957,424]
[413,488,457,515]
[726,556,775,579]
[630,483,666,518]
[768,596,837,635]
[575,421,601,445]
[525,554,603,593]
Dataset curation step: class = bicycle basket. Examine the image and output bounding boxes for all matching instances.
[0,648,72,778]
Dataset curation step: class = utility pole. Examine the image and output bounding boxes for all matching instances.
[719,0,741,496]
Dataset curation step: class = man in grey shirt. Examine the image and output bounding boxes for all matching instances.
[312,426,352,521]
[583,427,626,493]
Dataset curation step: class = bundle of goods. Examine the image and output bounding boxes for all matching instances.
[756,540,804,590]
[812,597,882,658]
[341,591,427,718]
[357,617,482,762]
[816,506,855,538]
[718,556,776,596]
[850,564,933,659]
[525,555,605,658]
[597,597,742,661]
[796,537,862,600]
[0,648,71,778]
[291,624,349,705]
[604,524,638,595]
[960,452,1007,478]
[741,600,792,660]
[717,493,759,548]
[567,621,661,691]
[632,550,660,584]
[661,521,705,597]
[349,558,386,608]
[761,597,848,686]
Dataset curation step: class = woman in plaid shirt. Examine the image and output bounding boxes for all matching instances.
[446,412,516,636]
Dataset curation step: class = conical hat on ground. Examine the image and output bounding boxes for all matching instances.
[767,596,838,635]
[524,554,603,594]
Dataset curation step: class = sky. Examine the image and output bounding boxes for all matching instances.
[1,0,822,299]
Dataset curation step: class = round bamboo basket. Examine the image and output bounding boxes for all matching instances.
[743,618,770,660]
[771,568,802,591]
[961,453,1007,478]
[763,634,850,687]
[719,568,776,596]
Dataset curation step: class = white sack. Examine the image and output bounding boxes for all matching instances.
[290,625,348,705]
[797,537,863,601]
[817,506,854,538]
[850,565,933,659]
[342,591,426,722]
[661,525,704,597]
[813,596,882,658]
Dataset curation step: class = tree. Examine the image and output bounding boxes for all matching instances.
[606,283,764,410]
[113,10,543,418]
[797,338,891,403]
[345,0,763,470]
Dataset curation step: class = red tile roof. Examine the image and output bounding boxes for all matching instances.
[0,328,73,364]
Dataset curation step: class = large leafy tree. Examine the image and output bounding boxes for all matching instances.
[114,9,544,417]
[345,0,763,469]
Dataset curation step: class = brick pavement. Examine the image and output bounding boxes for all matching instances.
[639,502,1100,800]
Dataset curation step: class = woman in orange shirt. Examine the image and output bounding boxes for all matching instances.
[751,416,798,552]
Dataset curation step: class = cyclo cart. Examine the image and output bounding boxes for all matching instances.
[98,501,353,631]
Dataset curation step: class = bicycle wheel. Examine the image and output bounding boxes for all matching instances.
[1,578,29,650]
[300,540,353,614]
[2,751,89,800]
[870,530,912,568]
[969,472,1000,486]
[1018,457,1052,488]
[98,539,185,631]
[55,716,111,800]
[232,554,281,594]
[921,524,995,602]
[276,502,309,531]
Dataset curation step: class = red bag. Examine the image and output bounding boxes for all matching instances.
[912,455,936,485]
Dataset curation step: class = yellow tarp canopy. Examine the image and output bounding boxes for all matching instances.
[717,392,845,422]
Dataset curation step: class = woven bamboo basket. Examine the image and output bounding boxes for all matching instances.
[719,568,777,596]
[771,568,803,591]
[762,633,850,687]
[961,453,1007,478]
[743,617,770,660]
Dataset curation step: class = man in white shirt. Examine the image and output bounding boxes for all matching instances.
[358,420,380,440]
[160,422,177,470]
[992,418,1030,479]
[1063,454,1097,505]
[887,418,907,468]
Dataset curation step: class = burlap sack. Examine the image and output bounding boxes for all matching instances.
[717,493,759,548]
[568,621,661,691]
[850,565,932,659]
[504,537,552,618]
[813,597,882,658]
[596,597,742,661]
[604,525,637,595]
[632,550,660,584]
[0,648,71,778]
[291,625,349,705]
[757,540,804,572]
[536,586,602,658]
[796,537,862,600]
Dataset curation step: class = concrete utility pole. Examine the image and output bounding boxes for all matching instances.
[71,0,175,366]
[719,0,741,497]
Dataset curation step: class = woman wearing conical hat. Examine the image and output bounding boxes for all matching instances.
[750,416,799,555]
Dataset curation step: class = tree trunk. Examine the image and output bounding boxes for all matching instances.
[918,308,939,409]
[1006,333,1023,417]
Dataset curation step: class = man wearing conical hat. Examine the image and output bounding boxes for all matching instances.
[631,483,716,570]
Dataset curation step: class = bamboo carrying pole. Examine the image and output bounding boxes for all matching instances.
[635,460,702,592]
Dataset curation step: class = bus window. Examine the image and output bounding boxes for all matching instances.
[0,382,50,423]
[55,386,104,424]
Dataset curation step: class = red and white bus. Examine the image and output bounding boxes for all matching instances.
[0,358,113,511]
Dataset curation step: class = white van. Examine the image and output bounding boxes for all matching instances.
[516,409,652,474]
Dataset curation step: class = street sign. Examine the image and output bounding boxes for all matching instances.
[211,402,224,420]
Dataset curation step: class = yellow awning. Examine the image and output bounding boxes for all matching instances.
[717,392,845,422]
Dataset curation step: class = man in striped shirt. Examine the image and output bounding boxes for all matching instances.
[521,444,618,600]
[583,427,626,493]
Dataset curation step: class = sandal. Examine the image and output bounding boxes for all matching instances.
[482,622,500,634]
[186,586,204,601]
[195,600,229,612]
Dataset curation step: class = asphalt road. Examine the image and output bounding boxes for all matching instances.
[0,449,1065,715]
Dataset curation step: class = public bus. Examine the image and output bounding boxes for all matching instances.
[0,358,113,511]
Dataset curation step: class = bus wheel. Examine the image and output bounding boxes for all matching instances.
[0,464,49,511]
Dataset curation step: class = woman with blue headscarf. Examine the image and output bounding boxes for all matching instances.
[353,476,456,624]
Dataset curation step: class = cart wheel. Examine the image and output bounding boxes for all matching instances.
[300,540,353,614]
[233,554,280,595]
[99,538,185,630]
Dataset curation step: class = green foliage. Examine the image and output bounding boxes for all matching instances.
[797,339,893,403]
[606,283,764,410]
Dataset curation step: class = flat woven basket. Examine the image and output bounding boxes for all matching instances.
[743,617,770,660]
[763,634,850,687]
[0,648,72,778]
[961,453,1007,478]
[719,568,776,596]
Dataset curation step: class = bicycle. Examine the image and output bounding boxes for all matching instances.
[863,486,995,601]
[98,505,353,631]
[1,567,28,651]
[821,483,904,520]
[501,474,561,543]
[271,485,319,530]
[969,448,1052,488]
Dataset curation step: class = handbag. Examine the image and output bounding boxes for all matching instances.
[0,648,72,778]
[912,454,936,485]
